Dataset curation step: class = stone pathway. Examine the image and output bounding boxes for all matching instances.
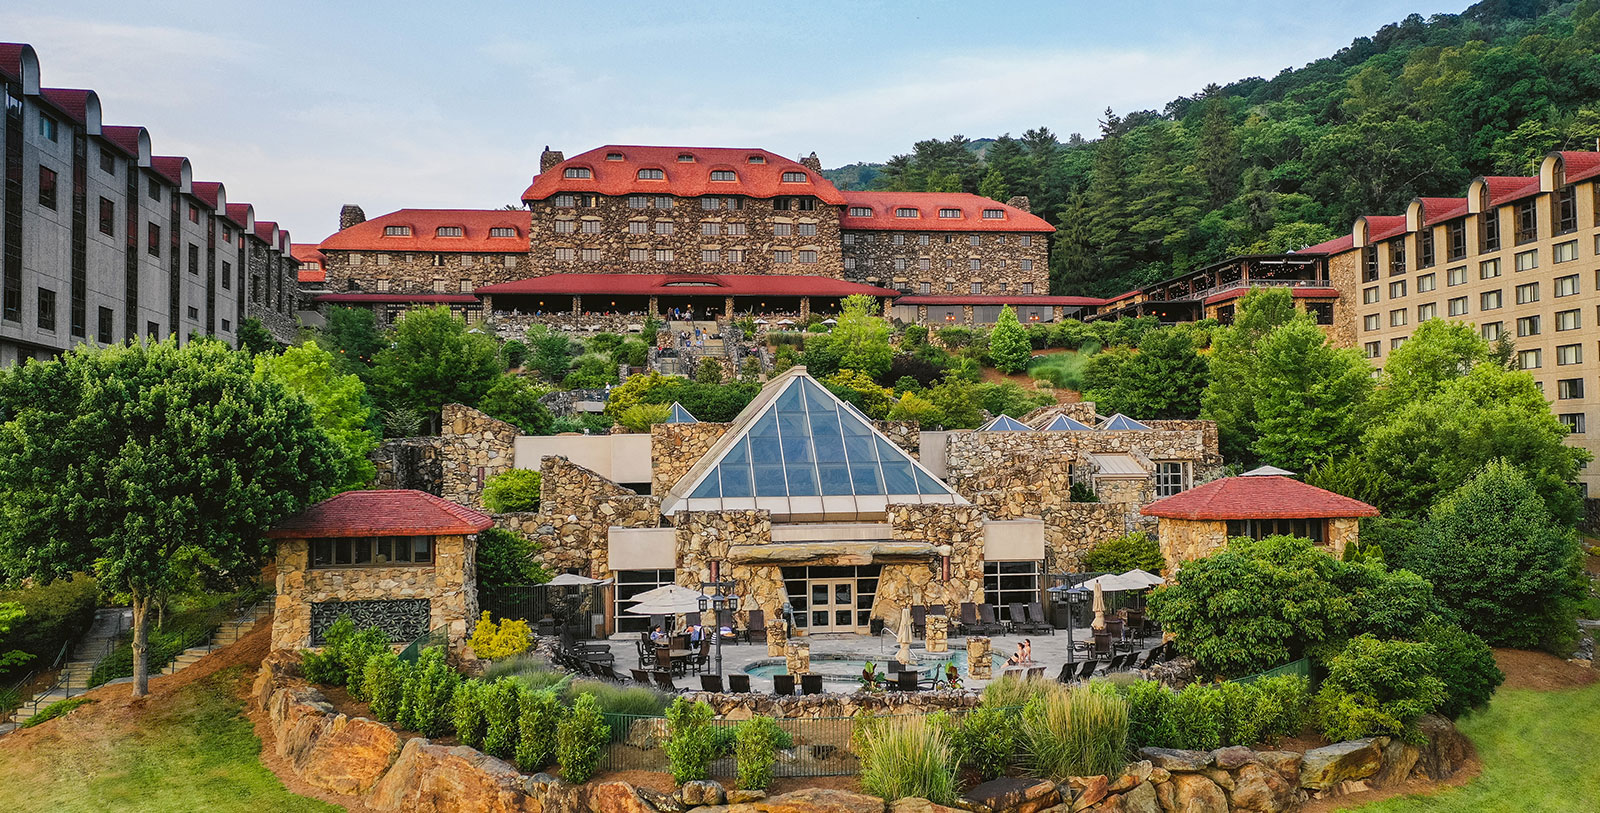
[159,603,271,676]
[2,607,130,733]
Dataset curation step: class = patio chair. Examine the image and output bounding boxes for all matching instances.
[1075,659,1097,680]
[652,671,678,692]
[1105,617,1126,645]
[631,668,650,684]
[1136,648,1160,670]
[605,664,629,683]
[773,674,796,696]
[1056,662,1077,683]
[719,610,737,644]
[1124,609,1146,643]
[1006,603,1030,634]
[655,646,684,677]
[636,637,652,668]
[800,674,824,695]
[745,610,767,644]
[1089,633,1113,661]
[729,674,752,693]
[1027,602,1054,635]
[895,670,919,692]
[958,603,979,635]
[911,605,928,639]
[689,638,711,674]
[700,674,724,693]
[976,604,1004,636]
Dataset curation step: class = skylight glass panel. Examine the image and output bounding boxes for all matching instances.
[1042,414,1094,431]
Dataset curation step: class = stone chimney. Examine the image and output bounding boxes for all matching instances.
[339,204,366,230]
[1006,196,1031,214]
[801,151,822,173]
[540,146,565,174]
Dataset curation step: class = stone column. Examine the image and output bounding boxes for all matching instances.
[767,620,788,657]
[480,294,494,314]
[968,637,992,681]
[927,615,949,654]
[917,305,928,323]
[785,641,810,675]
[724,296,735,318]
[799,297,810,320]
[962,305,974,325]
[1052,305,1064,322]
[572,295,582,316]
[648,295,659,317]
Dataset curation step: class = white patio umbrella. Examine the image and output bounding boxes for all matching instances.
[626,594,705,616]
[1077,573,1143,592]
[896,606,913,665]
[546,573,601,587]
[629,584,706,604]
[755,318,769,325]
[1119,569,1165,588]
[1091,582,1107,633]
[822,318,838,325]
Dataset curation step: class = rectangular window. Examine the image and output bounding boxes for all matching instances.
[1480,258,1501,279]
[37,166,57,209]
[382,225,411,237]
[727,249,744,263]
[894,258,907,271]
[186,305,199,320]
[188,244,199,276]
[1417,302,1437,321]
[1448,296,1469,316]
[1389,280,1406,299]
[1447,220,1467,261]
[1417,273,1436,292]
[1558,343,1583,365]
[773,250,792,264]
[892,234,905,246]
[968,258,981,272]
[1557,274,1581,297]
[710,170,736,181]
[1389,308,1407,327]
[147,222,161,256]
[489,227,517,238]
[726,222,746,236]
[1515,199,1538,244]
[435,226,463,237]
[654,248,673,262]
[628,220,647,235]
[1363,286,1380,305]
[1364,341,1381,359]
[919,257,930,270]
[580,219,600,234]
[653,221,673,236]
[563,167,590,179]
[842,233,855,246]
[1481,321,1503,341]
[1389,240,1407,275]
[1561,413,1587,433]
[968,235,981,247]
[1391,337,1406,351]
[772,223,792,237]
[221,261,231,290]
[459,279,474,293]
[701,222,719,236]
[431,278,447,293]
[309,536,434,568]
[39,114,58,141]
[798,250,817,264]
[1558,186,1578,234]
[1155,462,1189,497]
[1516,282,1540,304]
[848,207,872,217]
[1514,249,1538,271]
[1022,282,1034,295]
[1364,246,1379,282]
[701,249,719,263]
[1021,234,1032,246]
[797,223,817,237]
[939,208,961,219]
[1559,378,1585,399]
[97,307,112,344]
[920,282,932,294]
[1481,208,1500,252]
[552,247,574,262]
[1519,348,1542,369]
[1481,289,1503,310]
[781,172,806,183]
[375,278,389,291]
[580,248,601,262]
[1020,259,1034,272]
[1448,266,1466,286]
[1363,313,1380,331]
[895,207,919,218]
[628,196,648,209]
[37,288,55,330]
[970,282,983,294]
[654,196,672,209]
[97,197,114,236]
[1517,315,1541,337]
[628,248,648,262]
[1558,309,1581,331]
[1555,240,1580,263]
[552,219,575,234]
[918,234,930,246]
[553,194,575,207]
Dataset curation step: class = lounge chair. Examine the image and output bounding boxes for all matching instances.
[1006,602,1029,634]
[958,603,979,636]
[1136,648,1161,670]
[1027,602,1054,635]
[1075,659,1097,680]
[700,674,724,692]
[745,610,767,644]
[800,674,824,695]
[652,671,678,692]
[729,674,751,693]
[1025,665,1046,681]
[773,674,796,696]
[911,605,928,639]
[688,638,711,674]
[976,604,1004,636]
[1056,662,1077,683]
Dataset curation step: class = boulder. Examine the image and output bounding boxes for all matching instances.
[757,788,887,813]
[891,798,966,813]
[1201,770,1233,792]
[299,715,403,795]
[1254,752,1301,787]
[367,738,538,812]
[1372,739,1420,788]
[586,781,659,813]
[1209,747,1258,771]
[1225,763,1296,813]
[1168,774,1227,813]
[1112,782,1161,813]
[958,777,1061,813]
[681,780,728,807]
[1415,715,1472,780]
[1299,738,1385,791]
[626,717,672,749]
[1067,775,1108,811]
[728,790,769,805]
[1137,749,1213,773]
[639,785,688,812]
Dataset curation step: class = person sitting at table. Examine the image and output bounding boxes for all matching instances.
[649,625,668,645]
[688,624,703,646]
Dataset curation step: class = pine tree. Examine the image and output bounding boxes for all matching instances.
[989,306,1032,374]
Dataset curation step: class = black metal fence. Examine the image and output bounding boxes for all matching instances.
[479,584,607,639]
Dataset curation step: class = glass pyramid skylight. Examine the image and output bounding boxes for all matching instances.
[1098,413,1152,431]
[666,372,962,519]
[664,402,698,424]
[979,414,1033,432]
[1041,414,1095,431]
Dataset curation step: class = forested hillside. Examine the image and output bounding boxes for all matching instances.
[844,0,1600,296]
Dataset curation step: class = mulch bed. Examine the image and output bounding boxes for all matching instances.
[1492,648,1596,691]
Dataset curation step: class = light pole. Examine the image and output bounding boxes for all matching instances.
[699,579,739,677]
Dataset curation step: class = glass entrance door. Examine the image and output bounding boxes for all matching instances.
[808,580,856,632]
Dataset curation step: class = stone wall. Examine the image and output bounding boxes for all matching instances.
[1327,517,1359,559]
[651,422,730,494]
[1044,503,1141,574]
[881,503,986,618]
[1156,518,1230,568]
[839,228,1048,293]
[439,403,520,509]
[1326,249,1361,350]
[245,239,300,344]
[1021,401,1100,426]
[526,195,847,279]
[534,456,661,578]
[678,689,979,720]
[876,420,920,458]
[271,533,477,652]
[943,427,1221,490]
[319,237,536,298]
[673,509,783,624]
[537,388,610,418]
[371,437,444,493]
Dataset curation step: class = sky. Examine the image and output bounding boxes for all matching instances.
[3,1,1467,241]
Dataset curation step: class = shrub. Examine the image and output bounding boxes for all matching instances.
[1161,683,1223,751]
[484,655,573,692]
[1349,566,1435,641]
[1418,621,1504,719]
[695,357,724,386]
[452,679,489,749]
[859,718,958,804]
[341,627,391,699]
[563,679,669,718]
[398,646,459,737]
[501,339,528,370]
[481,469,542,514]
[482,679,526,759]
[948,704,1017,781]
[1124,680,1172,750]
[516,689,564,772]
[1314,635,1446,744]
[1251,674,1311,743]
[475,528,550,588]
[981,673,1056,709]
[664,697,719,784]
[735,715,784,790]
[363,652,406,722]
[1081,531,1166,575]
[617,403,672,432]
[1216,680,1268,747]
[19,696,96,728]
[0,576,98,682]
[1069,481,1099,503]
[1020,682,1129,781]
[557,693,609,783]
[301,616,356,686]
[470,612,534,660]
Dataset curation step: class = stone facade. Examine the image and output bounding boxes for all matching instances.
[943,428,1220,489]
[840,228,1048,294]
[371,437,444,493]
[245,236,300,343]
[1043,503,1141,574]
[651,422,731,493]
[320,248,533,297]
[531,456,660,577]
[526,194,846,279]
[1156,516,1361,568]
[674,509,783,625]
[439,404,520,509]
[880,503,986,618]
[270,533,477,652]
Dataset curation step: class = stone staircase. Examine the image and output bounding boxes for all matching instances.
[160,602,272,676]
[3,607,129,731]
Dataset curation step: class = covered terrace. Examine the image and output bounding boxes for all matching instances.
[473,273,898,320]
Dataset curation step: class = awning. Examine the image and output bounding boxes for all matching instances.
[1090,453,1149,477]
[727,540,951,566]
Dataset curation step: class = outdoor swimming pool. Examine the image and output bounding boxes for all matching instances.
[742,647,1010,691]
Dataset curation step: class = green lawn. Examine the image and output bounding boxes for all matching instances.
[1343,683,1600,812]
[0,667,339,812]
[1026,349,1093,390]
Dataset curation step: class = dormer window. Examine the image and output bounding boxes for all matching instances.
[982,209,1005,219]
[747,155,766,164]
[677,154,695,163]
[383,225,412,237]
[710,170,737,181]
[563,167,592,179]
[781,171,807,183]
[895,208,920,218]
[436,226,463,237]
[938,208,961,219]
[605,152,624,161]
[848,207,873,217]
[638,168,666,180]
[489,227,518,238]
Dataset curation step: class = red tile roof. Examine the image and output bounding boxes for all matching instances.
[319,209,530,253]
[892,294,1103,306]
[1416,196,1468,227]
[313,293,479,305]
[1556,151,1600,184]
[1202,286,1339,306]
[39,87,94,124]
[225,202,253,230]
[254,220,279,244]
[266,489,493,538]
[1142,475,1379,520]
[475,273,897,299]
[190,181,222,210]
[100,125,145,159]
[1482,176,1541,206]
[1298,234,1354,255]
[292,243,327,283]
[150,156,187,188]
[522,145,847,205]
[1104,290,1139,304]
[0,43,35,83]
[839,191,1054,233]
[1364,215,1407,241]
